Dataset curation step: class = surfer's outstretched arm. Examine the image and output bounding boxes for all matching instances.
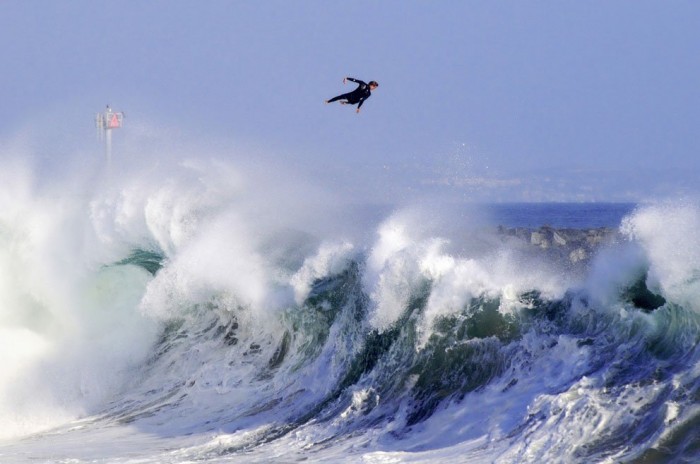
[345,77,366,85]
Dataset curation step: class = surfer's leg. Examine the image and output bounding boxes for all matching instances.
[326,93,351,104]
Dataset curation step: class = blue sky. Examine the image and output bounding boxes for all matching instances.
[1,1,698,203]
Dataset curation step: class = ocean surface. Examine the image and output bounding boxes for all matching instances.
[0,162,698,463]
[487,202,636,229]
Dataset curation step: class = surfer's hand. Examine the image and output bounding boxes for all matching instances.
[343,77,347,84]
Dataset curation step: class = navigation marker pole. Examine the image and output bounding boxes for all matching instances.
[95,105,124,165]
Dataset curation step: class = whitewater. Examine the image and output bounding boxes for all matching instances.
[0,141,699,463]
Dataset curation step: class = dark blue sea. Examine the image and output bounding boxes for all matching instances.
[487,202,637,229]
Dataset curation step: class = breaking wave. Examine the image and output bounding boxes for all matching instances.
[0,151,698,463]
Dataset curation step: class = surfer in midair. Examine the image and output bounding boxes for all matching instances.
[325,77,378,113]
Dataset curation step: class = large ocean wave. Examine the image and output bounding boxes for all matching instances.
[0,153,698,463]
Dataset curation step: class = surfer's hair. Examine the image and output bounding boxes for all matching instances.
[369,81,379,87]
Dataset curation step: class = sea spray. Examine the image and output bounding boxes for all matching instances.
[0,148,699,462]
[0,163,159,440]
[621,202,700,311]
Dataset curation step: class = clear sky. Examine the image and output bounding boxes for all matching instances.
[1,1,698,203]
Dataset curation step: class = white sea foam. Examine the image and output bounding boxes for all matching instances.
[291,240,355,304]
[621,201,700,311]
[363,208,568,344]
[0,157,159,439]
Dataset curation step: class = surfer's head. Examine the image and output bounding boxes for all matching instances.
[369,81,379,90]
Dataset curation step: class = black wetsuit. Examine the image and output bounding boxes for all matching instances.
[327,78,372,109]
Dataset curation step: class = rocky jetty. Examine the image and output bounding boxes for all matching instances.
[497,225,618,267]
[495,225,666,311]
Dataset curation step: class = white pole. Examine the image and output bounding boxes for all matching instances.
[105,129,112,166]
